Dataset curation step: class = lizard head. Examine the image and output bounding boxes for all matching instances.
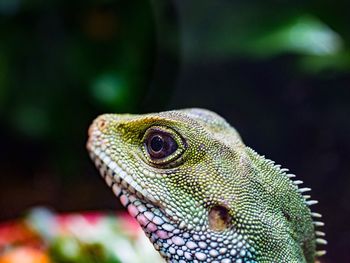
[87,108,325,262]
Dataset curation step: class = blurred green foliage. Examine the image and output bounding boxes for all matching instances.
[0,1,154,140]
[0,1,157,192]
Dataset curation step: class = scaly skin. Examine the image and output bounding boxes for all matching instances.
[87,108,326,263]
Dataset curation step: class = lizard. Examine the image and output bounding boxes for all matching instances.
[86,108,326,263]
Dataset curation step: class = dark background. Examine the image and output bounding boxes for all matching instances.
[0,1,349,262]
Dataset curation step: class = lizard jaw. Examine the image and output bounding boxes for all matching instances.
[88,147,179,243]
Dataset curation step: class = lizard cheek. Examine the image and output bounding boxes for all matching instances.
[208,205,232,231]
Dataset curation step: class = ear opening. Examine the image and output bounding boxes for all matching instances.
[209,205,232,231]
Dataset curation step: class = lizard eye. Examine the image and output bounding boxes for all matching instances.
[147,133,178,159]
[142,126,185,166]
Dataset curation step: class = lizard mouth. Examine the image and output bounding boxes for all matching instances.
[88,147,178,243]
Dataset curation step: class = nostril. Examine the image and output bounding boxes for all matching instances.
[209,205,232,231]
[98,119,107,130]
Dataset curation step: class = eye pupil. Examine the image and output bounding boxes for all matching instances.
[150,135,164,152]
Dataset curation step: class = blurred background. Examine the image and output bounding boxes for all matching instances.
[0,0,349,262]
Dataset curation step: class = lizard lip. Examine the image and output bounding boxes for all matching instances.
[88,146,177,241]
[88,147,158,203]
